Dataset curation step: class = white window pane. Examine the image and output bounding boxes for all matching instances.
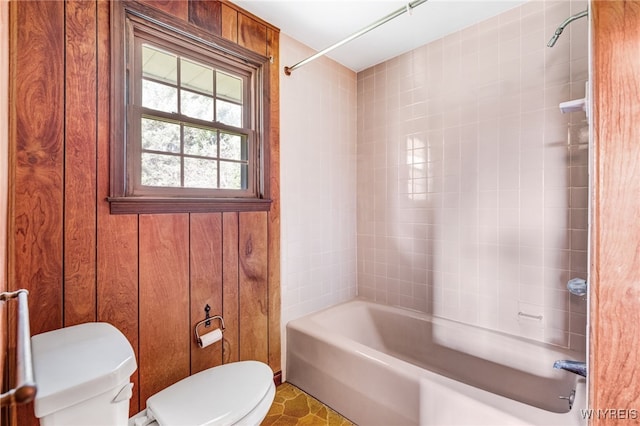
[216,71,242,103]
[142,44,177,84]
[219,133,245,161]
[142,80,177,113]
[141,153,181,187]
[181,58,213,95]
[216,100,242,127]
[219,161,246,189]
[184,126,217,157]
[181,90,214,121]
[141,118,180,153]
[184,158,217,188]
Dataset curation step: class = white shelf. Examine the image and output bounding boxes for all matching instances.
[559,81,589,117]
[559,98,586,113]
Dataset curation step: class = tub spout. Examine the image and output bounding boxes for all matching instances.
[553,360,586,377]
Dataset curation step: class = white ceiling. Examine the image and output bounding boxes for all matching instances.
[234,0,527,72]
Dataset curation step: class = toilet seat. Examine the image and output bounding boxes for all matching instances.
[144,361,274,426]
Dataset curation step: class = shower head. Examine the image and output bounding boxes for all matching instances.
[547,31,562,48]
[547,9,588,48]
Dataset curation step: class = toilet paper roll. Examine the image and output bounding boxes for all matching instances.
[198,328,223,348]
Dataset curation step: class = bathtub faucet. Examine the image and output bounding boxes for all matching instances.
[553,360,586,377]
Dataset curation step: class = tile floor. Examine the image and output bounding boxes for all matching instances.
[262,382,355,426]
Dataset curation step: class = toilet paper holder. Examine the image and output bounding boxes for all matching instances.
[194,314,225,347]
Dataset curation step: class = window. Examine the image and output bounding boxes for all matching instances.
[135,44,251,194]
[110,2,272,214]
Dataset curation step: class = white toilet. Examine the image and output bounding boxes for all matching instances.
[31,322,276,426]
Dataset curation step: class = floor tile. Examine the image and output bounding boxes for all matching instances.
[262,382,355,426]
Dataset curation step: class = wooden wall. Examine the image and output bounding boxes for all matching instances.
[1,0,9,411]
[6,0,280,423]
[590,1,640,423]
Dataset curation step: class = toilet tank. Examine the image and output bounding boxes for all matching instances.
[32,322,137,426]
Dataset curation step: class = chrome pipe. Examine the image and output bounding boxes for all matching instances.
[285,0,429,75]
[547,9,588,47]
[553,359,587,377]
[0,289,37,407]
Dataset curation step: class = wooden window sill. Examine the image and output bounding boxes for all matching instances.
[108,197,272,214]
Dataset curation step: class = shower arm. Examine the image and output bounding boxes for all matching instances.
[547,9,588,47]
[284,0,429,75]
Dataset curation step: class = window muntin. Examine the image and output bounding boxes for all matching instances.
[132,42,252,196]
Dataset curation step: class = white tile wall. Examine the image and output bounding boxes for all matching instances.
[280,34,357,335]
[356,0,589,351]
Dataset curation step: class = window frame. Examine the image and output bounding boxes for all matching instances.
[109,1,272,214]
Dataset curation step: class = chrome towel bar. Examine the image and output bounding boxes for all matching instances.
[0,289,37,407]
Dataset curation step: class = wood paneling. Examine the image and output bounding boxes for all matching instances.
[266,27,281,372]
[138,214,191,403]
[221,3,238,43]
[238,12,267,56]
[7,2,280,423]
[138,0,188,20]
[189,0,222,36]
[64,0,98,327]
[190,213,224,373]
[239,212,268,363]
[222,212,240,363]
[0,0,9,408]
[220,0,276,32]
[591,1,640,422]
[9,2,65,424]
[10,0,65,336]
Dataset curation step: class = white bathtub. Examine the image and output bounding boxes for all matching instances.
[286,299,586,426]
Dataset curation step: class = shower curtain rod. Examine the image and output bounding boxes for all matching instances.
[284,0,429,76]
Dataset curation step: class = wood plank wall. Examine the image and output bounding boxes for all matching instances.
[590,1,640,424]
[6,1,280,424]
[1,2,9,421]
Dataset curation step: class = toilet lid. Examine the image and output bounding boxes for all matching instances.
[147,360,273,426]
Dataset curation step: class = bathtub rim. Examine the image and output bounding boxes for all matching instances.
[291,297,585,358]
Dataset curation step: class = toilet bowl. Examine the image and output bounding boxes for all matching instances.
[31,322,275,426]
